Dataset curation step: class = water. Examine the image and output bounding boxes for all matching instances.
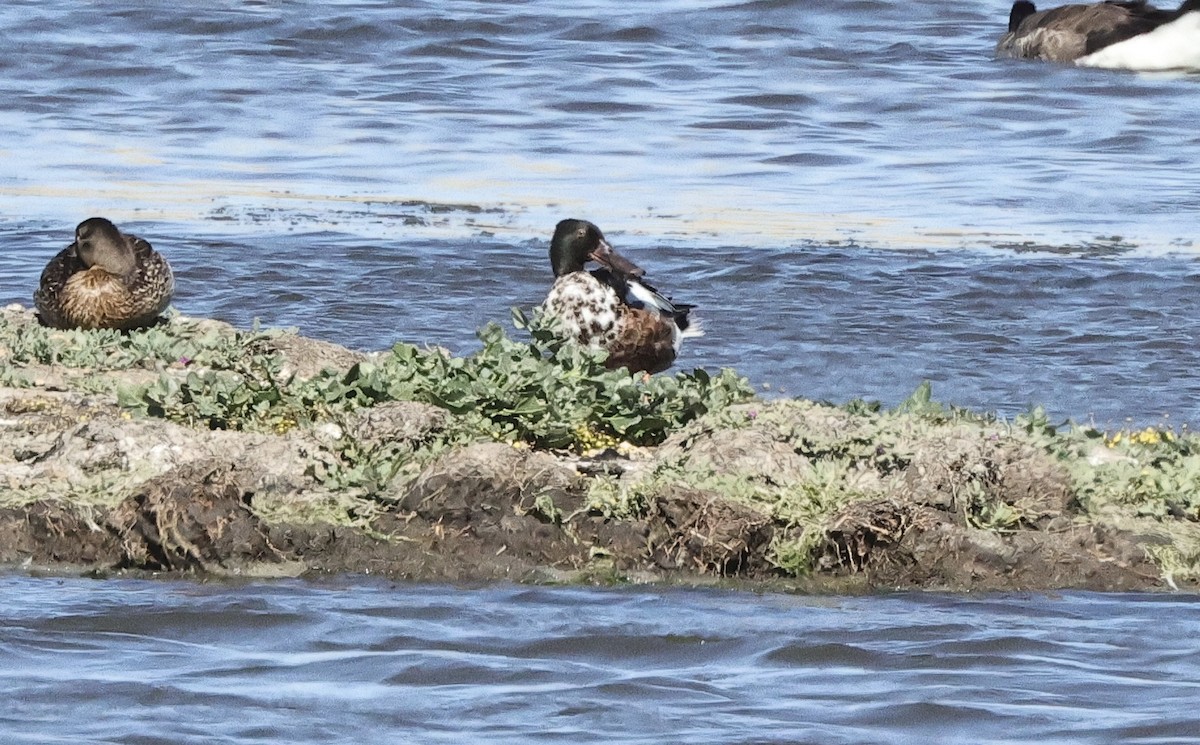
[2,0,1200,425]
[2,4,1199,739]
[0,575,1197,745]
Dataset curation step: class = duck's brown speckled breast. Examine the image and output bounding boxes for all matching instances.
[33,240,173,330]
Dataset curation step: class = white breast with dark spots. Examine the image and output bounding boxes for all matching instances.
[542,272,622,347]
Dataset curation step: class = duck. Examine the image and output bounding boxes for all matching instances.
[995,0,1200,63]
[541,219,701,374]
[34,217,174,330]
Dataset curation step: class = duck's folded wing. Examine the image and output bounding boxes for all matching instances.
[624,279,678,313]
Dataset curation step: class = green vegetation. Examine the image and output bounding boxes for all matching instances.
[5,308,1200,584]
[0,311,270,372]
[112,309,753,452]
[588,383,1200,579]
[0,309,752,449]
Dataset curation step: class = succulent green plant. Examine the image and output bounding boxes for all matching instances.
[0,312,276,372]
[116,309,755,455]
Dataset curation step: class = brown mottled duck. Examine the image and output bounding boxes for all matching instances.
[34,217,174,330]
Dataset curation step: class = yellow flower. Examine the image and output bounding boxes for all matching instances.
[572,423,621,453]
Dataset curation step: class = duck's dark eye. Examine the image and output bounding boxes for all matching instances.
[576,228,586,238]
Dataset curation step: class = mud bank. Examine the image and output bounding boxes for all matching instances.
[0,306,1193,591]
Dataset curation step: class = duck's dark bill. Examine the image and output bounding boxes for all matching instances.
[590,239,645,278]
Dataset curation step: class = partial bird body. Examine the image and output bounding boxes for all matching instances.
[1078,10,1200,69]
[996,0,1199,62]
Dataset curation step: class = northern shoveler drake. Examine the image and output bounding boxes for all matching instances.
[996,0,1200,62]
[34,217,174,330]
[541,218,702,374]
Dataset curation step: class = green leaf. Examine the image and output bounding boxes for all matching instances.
[606,414,642,432]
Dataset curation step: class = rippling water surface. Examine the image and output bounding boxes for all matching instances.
[2,4,1199,739]
[2,576,1199,745]
[3,0,1200,424]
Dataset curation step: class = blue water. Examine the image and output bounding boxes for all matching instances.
[2,576,1198,745]
[1,0,1197,247]
[2,3,1200,740]
[3,0,1199,426]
